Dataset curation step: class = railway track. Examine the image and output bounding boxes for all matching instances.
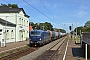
[0,47,39,60]
[34,37,67,60]
[0,37,67,60]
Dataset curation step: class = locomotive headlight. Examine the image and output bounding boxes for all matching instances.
[39,38,42,40]
[30,41,32,43]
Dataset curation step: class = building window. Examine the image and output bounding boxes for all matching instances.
[27,21,28,26]
[27,31,28,37]
[22,19,23,26]
[7,30,9,39]
[25,20,27,26]
[11,30,14,38]
[0,29,2,32]
[24,31,25,38]
[19,18,21,25]
[19,30,22,40]
[24,20,25,26]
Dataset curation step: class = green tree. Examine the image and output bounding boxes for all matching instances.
[74,26,90,35]
[44,22,53,30]
[0,3,7,7]
[8,4,18,8]
[84,20,90,27]
[29,22,54,30]
[83,20,90,32]
[60,29,66,33]
[74,26,83,35]
[39,22,53,30]
[0,3,18,8]
[73,20,90,34]
[29,22,34,26]
[29,22,37,29]
[39,23,44,30]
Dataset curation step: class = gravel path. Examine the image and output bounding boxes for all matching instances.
[18,37,65,60]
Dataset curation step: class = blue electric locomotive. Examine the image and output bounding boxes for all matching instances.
[29,30,51,46]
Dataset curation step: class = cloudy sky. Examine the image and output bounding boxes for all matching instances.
[1,0,90,32]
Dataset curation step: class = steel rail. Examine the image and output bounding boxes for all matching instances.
[49,37,67,60]
[0,47,39,60]
[34,36,67,60]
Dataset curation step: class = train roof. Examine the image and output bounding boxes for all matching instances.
[30,30,51,33]
[30,30,44,32]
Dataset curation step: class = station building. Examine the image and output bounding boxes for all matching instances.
[0,7,29,46]
[81,32,90,58]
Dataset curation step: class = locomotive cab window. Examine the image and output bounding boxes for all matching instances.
[31,31,40,36]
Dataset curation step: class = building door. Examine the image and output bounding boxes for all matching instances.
[22,29,25,41]
[0,31,2,47]
[0,29,2,42]
[19,30,23,41]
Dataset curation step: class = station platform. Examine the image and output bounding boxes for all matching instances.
[60,40,85,60]
[66,40,85,60]
[0,40,29,53]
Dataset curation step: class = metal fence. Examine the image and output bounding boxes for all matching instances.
[81,32,90,46]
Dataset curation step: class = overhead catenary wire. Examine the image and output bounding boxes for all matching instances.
[23,0,62,28]
[2,0,49,24]
[40,0,56,20]
[2,0,61,28]
[40,0,61,26]
[31,15,43,22]
[30,15,49,24]
[2,0,9,4]
[2,0,46,23]
[23,0,57,23]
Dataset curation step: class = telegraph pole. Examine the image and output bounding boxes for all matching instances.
[72,24,74,40]
[62,24,67,33]
[62,23,78,41]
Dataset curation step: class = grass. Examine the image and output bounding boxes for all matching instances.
[0,46,30,58]
[67,34,81,43]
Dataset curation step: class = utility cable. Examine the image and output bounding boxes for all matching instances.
[40,0,61,26]
[23,0,56,23]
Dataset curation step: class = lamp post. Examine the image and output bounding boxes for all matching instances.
[36,22,40,30]
[4,16,8,47]
[75,23,77,43]
[5,16,8,47]
[72,24,75,40]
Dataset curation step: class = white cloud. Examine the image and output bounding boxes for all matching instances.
[77,5,88,17]
[44,3,50,7]
[77,10,86,17]
[80,5,87,10]
[21,0,40,6]
[43,2,59,9]
[53,4,57,8]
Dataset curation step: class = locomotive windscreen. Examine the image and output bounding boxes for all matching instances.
[30,31,40,36]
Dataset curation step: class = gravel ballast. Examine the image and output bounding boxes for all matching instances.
[18,37,65,60]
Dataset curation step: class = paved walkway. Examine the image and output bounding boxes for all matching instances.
[0,40,29,53]
[59,40,85,60]
[65,40,85,60]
